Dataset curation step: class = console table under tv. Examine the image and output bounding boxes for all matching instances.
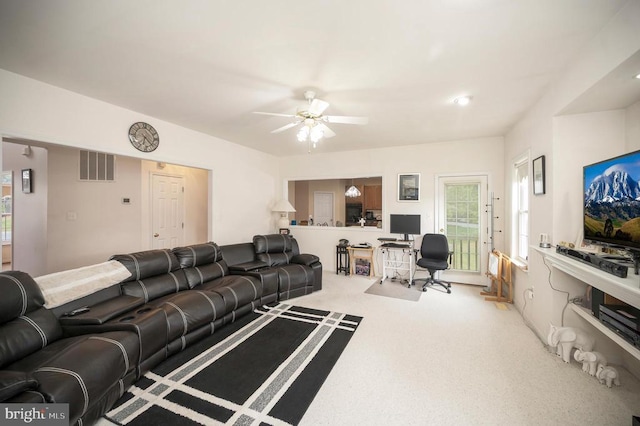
[533,246,640,362]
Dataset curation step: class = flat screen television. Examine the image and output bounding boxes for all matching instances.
[583,149,640,251]
[389,214,421,241]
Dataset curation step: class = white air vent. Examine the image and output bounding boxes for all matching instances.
[79,150,115,181]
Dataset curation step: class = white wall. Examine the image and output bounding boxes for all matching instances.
[553,110,627,246]
[627,100,640,151]
[0,69,280,259]
[503,0,640,375]
[550,111,628,365]
[280,136,505,273]
[2,142,47,276]
[46,145,143,272]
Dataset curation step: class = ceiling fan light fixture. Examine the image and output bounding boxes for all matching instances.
[255,90,367,151]
[453,95,472,106]
[310,125,324,143]
[297,126,310,142]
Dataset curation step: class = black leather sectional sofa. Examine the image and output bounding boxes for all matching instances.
[0,234,321,426]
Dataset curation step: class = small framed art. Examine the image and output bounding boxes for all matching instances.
[398,173,420,201]
[533,155,545,195]
[22,169,32,194]
[279,228,290,235]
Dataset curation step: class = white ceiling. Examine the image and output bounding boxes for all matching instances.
[0,0,636,156]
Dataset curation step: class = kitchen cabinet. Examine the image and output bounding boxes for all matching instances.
[364,185,382,210]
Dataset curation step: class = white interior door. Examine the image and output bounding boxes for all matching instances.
[313,192,334,226]
[436,174,488,286]
[151,174,184,249]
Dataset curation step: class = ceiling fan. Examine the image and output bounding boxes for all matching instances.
[254,90,368,150]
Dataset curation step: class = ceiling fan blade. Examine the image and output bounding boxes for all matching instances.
[271,122,299,134]
[323,115,369,125]
[316,123,336,138]
[308,99,330,116]
[253,111,297,118]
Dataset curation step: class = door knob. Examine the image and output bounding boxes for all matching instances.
[153,233,159,237]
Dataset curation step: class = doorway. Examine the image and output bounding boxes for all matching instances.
[313,192,334,226]
[151,174,185,249]
[1,171,12,270]
[436,174,488,285]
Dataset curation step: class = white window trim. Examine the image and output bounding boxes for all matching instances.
[512,151,530,266]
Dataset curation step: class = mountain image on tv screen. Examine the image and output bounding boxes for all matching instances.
[584,150,640,248]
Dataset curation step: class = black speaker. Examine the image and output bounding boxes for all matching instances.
[591,287,605,319]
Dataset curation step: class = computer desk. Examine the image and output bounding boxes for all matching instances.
[379,241,415,285]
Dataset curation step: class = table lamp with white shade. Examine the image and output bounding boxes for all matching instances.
[273,199,296,229]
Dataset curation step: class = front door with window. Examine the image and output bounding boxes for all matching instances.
[437,175,488,285]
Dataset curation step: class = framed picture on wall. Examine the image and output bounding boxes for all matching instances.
[398,173,420,201]
[533,155,545,195]
[22,169,32,194]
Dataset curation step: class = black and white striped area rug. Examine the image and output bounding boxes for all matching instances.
[104,303,362,426]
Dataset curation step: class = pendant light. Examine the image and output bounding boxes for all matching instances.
[345,179,361,198]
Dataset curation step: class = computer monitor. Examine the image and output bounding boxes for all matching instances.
[389,214,421,241]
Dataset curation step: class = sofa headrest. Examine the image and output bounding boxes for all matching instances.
[0,271,45,325]
[110,249,181,281]
[253,234,293,254]
[172,242,223,268]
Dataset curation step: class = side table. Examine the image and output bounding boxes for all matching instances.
[347,246,375,277]
[336,244,350,275]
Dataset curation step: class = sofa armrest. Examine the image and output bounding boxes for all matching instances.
[59,295,144,326]
[230,268,279,301]
[0,371,38,402]
[229,260,269,272]
[291,254,320,266]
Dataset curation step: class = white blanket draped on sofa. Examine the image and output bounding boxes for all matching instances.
[35,260,132,308]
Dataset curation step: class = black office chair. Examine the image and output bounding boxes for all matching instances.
[413,233,452,293]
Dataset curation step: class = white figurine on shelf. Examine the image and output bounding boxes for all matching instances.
[358,217,366,228]
[573,349,608,376]
[547,324,595,363]
[596,364,620,388]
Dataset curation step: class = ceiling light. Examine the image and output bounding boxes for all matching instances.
[635,73,640,80]
[345,179,362,198]
[453,95,472,106]
[310,126,323,143]
[345,185,362,198]
[297,126,310,142]
[297,122,324,149]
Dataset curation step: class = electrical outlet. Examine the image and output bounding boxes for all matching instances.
[526,287,534,299]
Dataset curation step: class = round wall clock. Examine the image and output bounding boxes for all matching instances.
[128,122,159,152]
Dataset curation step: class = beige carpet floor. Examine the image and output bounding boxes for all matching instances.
[295,273,640,426]
[95,273,640,425]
